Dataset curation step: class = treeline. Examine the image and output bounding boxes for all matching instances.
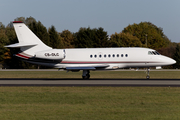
[0,16,180,69]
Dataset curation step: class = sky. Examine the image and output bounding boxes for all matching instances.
[0,0,180,42]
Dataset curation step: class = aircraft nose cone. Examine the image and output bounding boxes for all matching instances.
[159,56,176,65]
[171,59,176,64]
[166,57,176,65]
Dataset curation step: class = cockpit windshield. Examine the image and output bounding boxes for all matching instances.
[155,51,160,55]
[148,51,160,55]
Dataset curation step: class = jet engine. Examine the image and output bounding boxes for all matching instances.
[35,49,66,60]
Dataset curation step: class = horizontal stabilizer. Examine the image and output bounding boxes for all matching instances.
[5,43,37,48]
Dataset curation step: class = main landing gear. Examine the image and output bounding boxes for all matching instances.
[82,70,90,79]
[146,68,150,79]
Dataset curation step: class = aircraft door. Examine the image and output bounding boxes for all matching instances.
[63,49,66,58]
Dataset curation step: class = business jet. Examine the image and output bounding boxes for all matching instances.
[5,21,176,79]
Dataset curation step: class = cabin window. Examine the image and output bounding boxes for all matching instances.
[99,54,102,58]
[121,54,123,57]
[113,54,115,57]
[117,54,119,57]
[125,54,128,57]
[90,55,93,58]
[94,55,97,58]
[104,54,106,58]
[108,54,111,57]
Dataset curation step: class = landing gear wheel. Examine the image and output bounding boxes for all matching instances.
[82,70,90,79]
[87,74,90,79]
[82,75,90,79]
[146,75,150,79]
[146,68,150,79]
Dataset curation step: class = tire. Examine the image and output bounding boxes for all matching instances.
[146,75,150,79]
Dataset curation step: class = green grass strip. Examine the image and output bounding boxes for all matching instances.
[0,87,180,120]
[0,71,179,79]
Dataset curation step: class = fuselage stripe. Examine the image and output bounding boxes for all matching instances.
[16,53,30,59]
[60,61,162,64]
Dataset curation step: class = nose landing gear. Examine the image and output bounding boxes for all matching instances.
[146,68,150,79]
[82,70,90,79]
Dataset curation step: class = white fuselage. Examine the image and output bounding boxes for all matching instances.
[32,47,175,69]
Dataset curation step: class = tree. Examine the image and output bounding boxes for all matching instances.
[48,25,62,48]
[157,42,177,58]
[173,44,180,69]
[93,27,109,47]
[60,30,74,48]
[75,27,93,48]
[122,22,171,49]
[0,29,9,62]
[25,16,36,26]
[0,22,5,29]
[74,27,108,48]
[109,32,142,47]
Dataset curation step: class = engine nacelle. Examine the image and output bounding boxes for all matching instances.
[35,49,65,60]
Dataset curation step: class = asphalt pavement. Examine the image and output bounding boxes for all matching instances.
[0,78,180,87]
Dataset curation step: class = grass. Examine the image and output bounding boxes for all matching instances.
[0,87,180,120]
[0,71,179,119]
[0,70,179,79]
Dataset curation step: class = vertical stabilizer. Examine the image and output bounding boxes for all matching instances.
[6,21,52,56]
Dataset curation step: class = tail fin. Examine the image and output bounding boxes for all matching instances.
[5,21,52,56]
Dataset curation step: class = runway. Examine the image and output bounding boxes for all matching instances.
[0,78,180,87]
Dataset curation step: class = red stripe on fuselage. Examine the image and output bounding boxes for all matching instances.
[60,61,160,64]
[16,53,30,59]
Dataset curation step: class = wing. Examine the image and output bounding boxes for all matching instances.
[65,64,109,70]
